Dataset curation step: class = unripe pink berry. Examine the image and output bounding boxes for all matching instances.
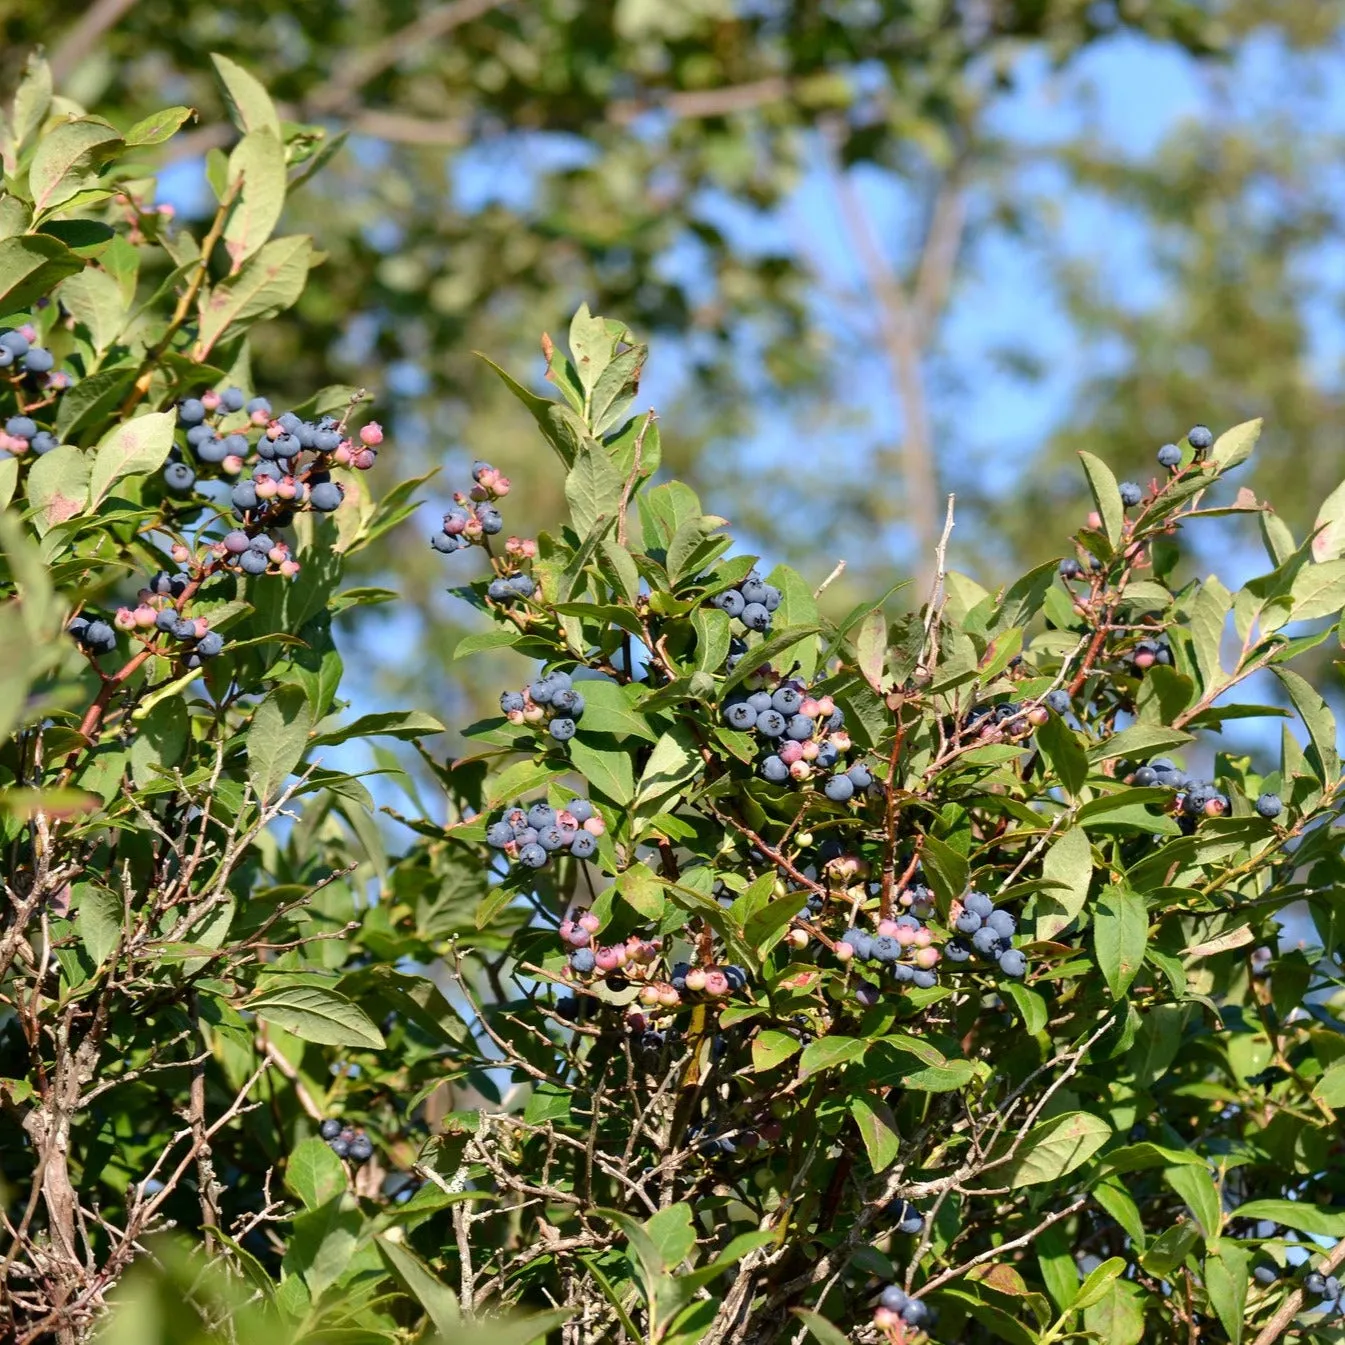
[789,760,811,781]
[874,1307,900,1329]
[1087,510,1102,530]
[266,422,283,440]
[255,476,278,499]
[333,444,353,466]
[627,1011,648,1032]
[877,919,900,938]
[578,911,600,934]
[171,543,191,565]
[469,484,489,502]
[914,945,940,969]
[704,970,730,997]
[760,1120,783,1143]
[133,604,157,629]
[523,704,546,724]
[559,919,574,940]
[912,927,932,948]
[505,709,524,725]
[779,740,804,765]
[595,946,621,972]
[1133,650,1156,669]
[279,559,301,578]
[640,984,661,1006]
[193,617,210,638]
[801,740,819,761]
[816,694,835,716]
[1203,796,1227,817]
[1027,706,1049,727]
[685,968,708,992]
[799,697,822,718]
[201,390,220,412]
[222,454,244,475]
[493,475,511,496]
[268,546,288,564]
[114,608,136,631]
[359,422,383,446]
[250,408,270,426]
[786,927,809,949]
[277,476,298,500]
[895,924,916,947]
[835,940,855,962]
[565,929,590,948]
[657,983,681,1008]
[353,448,377,470]
[583,816,606,836]
[830,731,851,751]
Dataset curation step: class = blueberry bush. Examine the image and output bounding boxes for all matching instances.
[5,50,1345,1345]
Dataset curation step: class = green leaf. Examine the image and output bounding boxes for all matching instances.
[1288,558,1345,622]
[646,1202,696,1270]
[1164,1164,1221,1241]
[0,234,82,312]
[1082,1278,1146,1345]
[634,727,701,811]
[719,624,824,697]
[742,890,809,958]
[73,883,122,966]
[10,53,52,151]
[565,442,624,537]
[1273,666,1339,783]
[751,1030,802,1073]
[1093,884,1147,999]
[223,129,287,264]
[568,735,636,806]
[1205,1243,1248,1345]
[58,267,125,354]
[250,982,385,1049]
[1312,1060,1345,1108]
[25,443,90,536]
[799,1036,867,1079]
[1036,713,1088,798]
[197,234,313,357]
[211,52,283,138]
[919,833,968,913]
[850,1094,900,1172]
[616,862,665,921]
[1311,476,1345,562]
[125,106,194,147]
[1088,724,1192,762]
[309,709,445,747]
[1029,827,1092,941]
[28,119,122,215]
[1210,418,1261,472]
[990,1111,1111,1189]
[765,564,821,681]
[568,303,612,394]
[573,679,657,741]
[1068,1255,1126,1311]
[247,684,314,802]
[285,1137,347,1211]
[89,410,175,507]
[791,1309,851,1345]
[376,1235,460,1336]
[1004,982,1048,1034]
[1231,1199,1345,1237]
[1078,450,1124,548]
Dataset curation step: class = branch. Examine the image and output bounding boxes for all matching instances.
[49,0,139,85]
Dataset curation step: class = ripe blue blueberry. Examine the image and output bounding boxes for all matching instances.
[1059,557,1082,578]
[1157,442,1183,469]
[551,688,582,715]
[432,533,462,553]
[500,691,525,714]
[239,550,269,575]
[527,804,555,830]
[911,969,937,990]
[785,714,813,742]
[155,608,178,632]
[476,505,503,534]
[84,620,115,652]
[1255,792,1282,819]
[756,709,786,737]
[23,348,54,373]
[1119,481,1142,507]
[549,717,577,741]
[538,826,567,851]
[847,763,873,789]
[998,948,1028,978]
[880,1286,908,1312]
[972,927,1004,957]
[310,482,343,512]
[890,1201,923,1235]
[724,701,758,730]
[487,578,512,599]
[163,462,196,493]
[570,831,597,859]
[747,690,773,712]
[223,531,251,554]
[954,909,982,935]
[170,617,196,641]
[816,741,839,769]
[823,773,854,802]
[519,843,548,868]
[772,686,802,715]
[509,575,535,598]
[221,387,246,412]
[179,399,206,425]
[740,578,768,605]
[0,330,30,358]
[944,939,971,962]
[871,935,900,963]
[741,602,771,632]
[567,798,594,823]
[1188,425,1214,451]
[196,632,224,658]
[231,481,258,512]
[30,431,56,454]
[760,755,789,783]
[319,1118,342,1141]
[1045,689,1071,714]
[986,910,1017,939]
[569,948,596,973]
[486,821,515,848]
[713,589,745,617]
[348,1134,374,1163]
[196,436,229,464]
[246,396,272,417]
[760,584,781,612]
[5,416,37,439]
[964,891,994,919]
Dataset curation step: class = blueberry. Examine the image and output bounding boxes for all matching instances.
[5,415,37,439]
[310,482,343,512]
[911,969,937,989]
[570,832,597,859]
[319,1118,342,1140]
[570,948,596,973]
[998,948,1028,978]
[527,804,555,830]
[179,398,206,425]
[964,891,994,918]
[567,799,594,824]
[171,617,197,641]
[1119,482,1142,508]
[84,620,115,652]
[551,688,581,714]
[196,436,229,464]
[163,462,196,493]
[816,741,839,769]
[954,910,982,935]
[348,1134,374,1163]
[329,1137,350,1158]
[155,608,179,632]
[713,589,746,618]
[1045,689,1071,714]
[823,773,854,802]
[740,578,768,605]
[30,431,57,454]
[519,843,548,869]
[880,1286,908,1312]
[476,506,503,534]
[724,702,758,730]
[239,550,269,575]
[223,530,251,554]
[1157,442,1183,469]
[1188,425,1214,451]
[509,575,535,598]
[1059,557,1082,578]
[760,584,781,612]
[432,533,462,554]
[901,1299,930,1327]
[1255,792,1282,819]
[1306,1273,1328,1296]
[1253,1266,1277,1286]
[487,578,513,600]
[761,755,789,783]
[0,330,30,358]
[538,826,567,851]
[772,686,803,715]
[972,927,1004,957]
[785,714,813,742]
[221,387,246,413]
[231,481,258,512]
[986,910,1017,938]
[549,717,577,741]
[756,709,786,737]
[530,678,556,706]
[1132,766,1157,787]
[847,763,873,789]
[487,822,515,849]
[871,935,900,963]
[889,1200,923,1235]
[500,691,525,714]
[22,348,54,373]
[944,939,971,963]
[741,602,771,632]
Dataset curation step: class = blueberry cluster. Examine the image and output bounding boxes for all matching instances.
[721,678,861,795]
[1129,636,1172,672]
[67,615,117,657]
[1058,555,1101,579]
[875,1282,932,1334]
[1,414,58,457]
[0,325,63,379]
[431,460,508,556]
[1128,759,1232,818]
[319,1117,374,1164]
[499,669,586,742]
[0,321,75,462]
[668,961,749,1001]
[964,699,1050,739]
[685,1111,780,1158]
[175,389,379,520]
[944,892,1026,978]
[564,925,664,987]
[71,568,230,668]
[710,570,781,634]
[485,797,603,869]
[1304,1272,1344,1317]
[837,915,941,991]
